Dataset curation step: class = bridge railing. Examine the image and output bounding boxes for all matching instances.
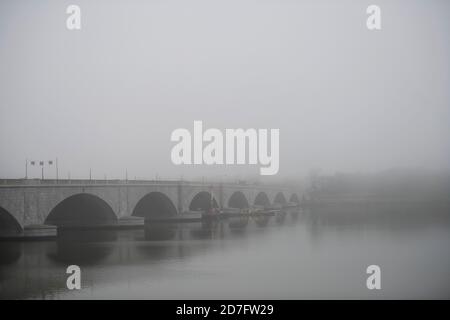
[0,178,182,186]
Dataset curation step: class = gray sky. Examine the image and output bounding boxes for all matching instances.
[0,0,449,181]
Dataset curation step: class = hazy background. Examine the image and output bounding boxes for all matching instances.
[0,0,449,182]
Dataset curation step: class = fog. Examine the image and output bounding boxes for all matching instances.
[0,0,449,182]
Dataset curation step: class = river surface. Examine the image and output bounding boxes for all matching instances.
[1,207,450,299]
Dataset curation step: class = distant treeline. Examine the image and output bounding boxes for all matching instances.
[308,169,450,202]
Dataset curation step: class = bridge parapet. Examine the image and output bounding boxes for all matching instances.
[0,179,294,190]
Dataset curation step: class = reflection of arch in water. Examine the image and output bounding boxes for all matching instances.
[189,191,218,212]
[0,242,22,266]
[275,211,287,225]
[254,192,271,208]
[0,206,22,237]
[144,223,177,241]
[46,229,116,265]
[132,192,177,219]
[189,220,221,240]
[135,240,180,261]
[228,191,249,209]
[254,214,270,227]
[45,193,117,227]
[229,217,249,234]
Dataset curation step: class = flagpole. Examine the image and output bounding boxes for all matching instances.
[56,157,59,181]
[25,158,28,179]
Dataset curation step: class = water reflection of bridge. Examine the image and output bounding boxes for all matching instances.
[0,216,301,299]
[0,179,302,238]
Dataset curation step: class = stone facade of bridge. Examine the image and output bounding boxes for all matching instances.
[0,180,301,233]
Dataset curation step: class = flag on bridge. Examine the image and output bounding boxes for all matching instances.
[30,161,35,165]
[48,160,53,165]
[39,161,44,166]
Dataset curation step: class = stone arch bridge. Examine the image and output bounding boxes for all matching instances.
[0,179,302,237]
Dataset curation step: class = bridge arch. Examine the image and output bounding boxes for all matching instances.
[273,192,287,205]
[189,191,218,212]
[289,193,300,204]
[45,193,117,227]
[0,206,23,236]
[132,192,177,219]
[254,192,271,208]
[228,191,249,209]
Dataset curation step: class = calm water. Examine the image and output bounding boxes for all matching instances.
[1,208,450,299]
